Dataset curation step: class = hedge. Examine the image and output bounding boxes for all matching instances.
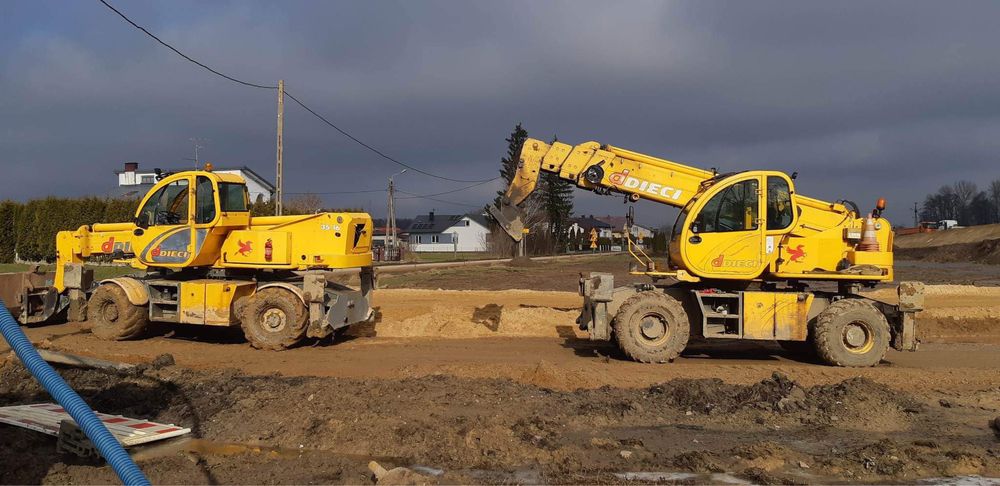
[0,197,138,263]
[0,194,356,263]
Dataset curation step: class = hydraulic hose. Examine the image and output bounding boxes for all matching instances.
[0,300,149,486]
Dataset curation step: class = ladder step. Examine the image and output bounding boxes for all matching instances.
[704,312,739,319]
[699,292,740,298]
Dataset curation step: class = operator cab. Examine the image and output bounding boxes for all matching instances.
[668,172,797,280]
[132,169,251,268]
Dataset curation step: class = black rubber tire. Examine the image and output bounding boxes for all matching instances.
[612,291,691,363]
[241,288,308,350]
[814,298,890,367]
[88,284,149,341]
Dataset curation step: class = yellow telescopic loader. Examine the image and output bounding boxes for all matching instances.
[490,139,923,367]
[1,167,374,350]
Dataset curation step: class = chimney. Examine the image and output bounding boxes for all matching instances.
[429,210,435,221]
[124,162,138,172]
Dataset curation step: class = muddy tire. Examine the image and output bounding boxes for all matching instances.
[241,288,308,350]
[613,291,690,363]
[814,298,890,367]
[87,284,149,340]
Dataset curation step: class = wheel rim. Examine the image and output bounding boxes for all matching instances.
[100,300,119,323]
[637,312,669,346]
[843,320,874,354]
[261,308,288,333]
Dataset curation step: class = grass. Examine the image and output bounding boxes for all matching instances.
[400,252,501,263]
[0,263,135,281]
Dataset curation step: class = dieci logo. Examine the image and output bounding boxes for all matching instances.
[608,169,683,200]
[151,246,189,259]
[710,254,758,268]
[100,237,132,254]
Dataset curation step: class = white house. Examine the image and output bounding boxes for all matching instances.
[115,162,275,202]
[407,212,491,252]
[567,216,614,239]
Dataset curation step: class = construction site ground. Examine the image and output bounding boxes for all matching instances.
[2,254,999,484]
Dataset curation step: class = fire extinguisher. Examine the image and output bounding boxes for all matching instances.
[264,238,273,262]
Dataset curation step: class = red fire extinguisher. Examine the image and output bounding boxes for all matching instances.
[264,238,273,262]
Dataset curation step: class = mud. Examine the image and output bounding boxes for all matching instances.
[1,360,998,484]
[2,257,999,483]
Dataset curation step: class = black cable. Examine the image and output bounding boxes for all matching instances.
[97,0,277,89]
[284,91,497,183]
[396,178,499,199]
[284,189,387,195]
[396,190,480,208]
[96,0,498,184]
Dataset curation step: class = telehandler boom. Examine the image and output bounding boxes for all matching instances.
[490,139,922,367]
[5,166,375,350]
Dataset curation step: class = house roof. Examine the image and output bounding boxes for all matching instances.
[570,216,612,229]
[116,165,275,192]
[407,212,491,234]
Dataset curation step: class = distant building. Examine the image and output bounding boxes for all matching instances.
[567,215,614,239]
[407,211,491,252]
[595,215,655,240]
[114,162,275,201]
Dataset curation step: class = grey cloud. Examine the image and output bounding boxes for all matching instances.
[2,0,999,226]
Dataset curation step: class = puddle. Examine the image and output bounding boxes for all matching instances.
[615,471,751,484]
[130,437,405,465]
[131,438,303,461]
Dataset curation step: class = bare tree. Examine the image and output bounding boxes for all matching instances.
[285,194,324,214]
[990,179,1000,223]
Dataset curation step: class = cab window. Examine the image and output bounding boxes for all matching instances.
[219,183,249,212]
[137,179,189,226]
[766,176,793,230]
[692,179,758,233]
[195,176,216,224]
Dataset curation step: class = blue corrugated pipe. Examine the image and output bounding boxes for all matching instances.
[0,300,150,485]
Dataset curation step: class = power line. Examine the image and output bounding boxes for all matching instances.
[97,0,277,89]
[96,0,499,185]
[284,189,386,195]
[288,178,497,198]
[283,91,497,183]
[396,190,480,209]
[397,178,499,199]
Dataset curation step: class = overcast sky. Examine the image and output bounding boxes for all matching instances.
[3,1,999,226]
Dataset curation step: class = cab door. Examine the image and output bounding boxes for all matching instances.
[133,175,196,268]
[679,175,768,279]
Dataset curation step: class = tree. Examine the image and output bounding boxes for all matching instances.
[538,136,574,251]
[968,192,993,225]
[285,193,324,214]
[496,122,528,204]
[989,178,1000,223]
[250,194,275,217]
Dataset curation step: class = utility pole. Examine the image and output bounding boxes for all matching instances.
[275,79,284,216]
[387,169,407,255]
[913,202,919,227]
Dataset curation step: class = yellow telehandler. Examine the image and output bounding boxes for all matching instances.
[2,166,374,350]
[490,139,922,367]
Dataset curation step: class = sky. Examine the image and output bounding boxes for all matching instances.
[2,0,1000,228]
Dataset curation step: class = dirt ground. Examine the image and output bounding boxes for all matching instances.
[2,255,1000,484]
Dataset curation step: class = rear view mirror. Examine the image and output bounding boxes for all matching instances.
[135,213,150,229]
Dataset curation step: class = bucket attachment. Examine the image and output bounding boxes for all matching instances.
[487,200,526,242]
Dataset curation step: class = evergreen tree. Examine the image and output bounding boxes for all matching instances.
[539,136,574,251]
[496,123,528,204]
